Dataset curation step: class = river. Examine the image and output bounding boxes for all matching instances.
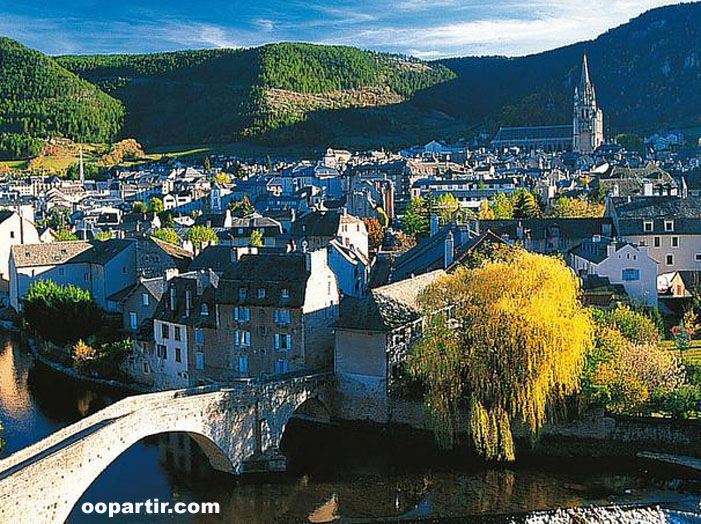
[1,333,700,523]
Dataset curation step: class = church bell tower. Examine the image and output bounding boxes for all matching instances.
[573,54,604,154]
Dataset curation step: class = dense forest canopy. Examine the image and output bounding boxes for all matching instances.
[0,2,699,158]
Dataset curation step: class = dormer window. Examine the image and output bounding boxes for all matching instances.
[281,288,290,299]
[239,288,247,301]
[643,220,653,232]
[258,288,266,299]
[200,303,209,316]
[664,220,674,232]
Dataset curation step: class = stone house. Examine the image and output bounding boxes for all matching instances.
[292,209,369,259]
[607,197,701,274]
[215,250,339,378]
[9,239,136,311]
[333,270,444,422]
[152,270,219,389]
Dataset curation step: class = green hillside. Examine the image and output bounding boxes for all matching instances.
[0,37,124,160]
[418,2,701,134]
[56,43,456,147]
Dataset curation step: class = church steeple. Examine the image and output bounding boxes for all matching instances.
[573,53,604,154]
[580,53,591,89]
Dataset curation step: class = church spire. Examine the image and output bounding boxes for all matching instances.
[580,53,591,89]
[79,147,85,185]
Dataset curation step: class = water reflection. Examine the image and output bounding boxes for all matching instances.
[0,333,699,524]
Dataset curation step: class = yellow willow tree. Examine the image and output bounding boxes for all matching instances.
[408,251,594,461]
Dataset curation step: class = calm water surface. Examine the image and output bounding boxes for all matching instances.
[1,333,699,523]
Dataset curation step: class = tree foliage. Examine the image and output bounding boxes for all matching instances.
[187,225,219,250]
[549,196,604,218]
[249,229,264,247]
[55,229,79,242]
[228,196,255,217]
[151,228,180,246]
[513,190,540,219]
[0,37,123,159]
[363,217,385,251]
[23,280,104,345]
[402,196,430,237]
[408,252,594,460]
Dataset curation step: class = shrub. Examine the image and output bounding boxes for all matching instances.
[23,280,104,345]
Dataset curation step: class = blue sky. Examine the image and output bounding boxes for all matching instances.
[0,0,682,58]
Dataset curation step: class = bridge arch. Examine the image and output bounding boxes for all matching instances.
[0,375,333,524]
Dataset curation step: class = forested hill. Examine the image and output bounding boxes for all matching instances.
[55,43,456,147]
[417,1,701,134]
[0,37,124,159]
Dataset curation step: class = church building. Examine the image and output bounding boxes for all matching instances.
[573,54,605,154]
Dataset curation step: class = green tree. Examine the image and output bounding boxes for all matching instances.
[94,231,113,241]
[615,133,644,153]
[151,228,180,246]
[490,192,514,219]
[23,280,104,345]
[55,229,78,242]
[513,190,539,219]
[402,196,430,237]
[187,225,219,250]
[408,251,594,460]
[549,196,604,218]
[228,196,255,217]
[249,229,264,247]
[131,201,148,215]
[148,197,164,214]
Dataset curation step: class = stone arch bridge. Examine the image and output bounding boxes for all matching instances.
[0,373,334,524]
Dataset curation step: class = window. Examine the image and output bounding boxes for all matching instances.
[195,328,204,345]
[275,333,292,350]
[141,293,149,306]
[239,288,247,301]
[258,326,268,337]
[664,220,674,232]
[236,330,251,346]
[129,312,138,330]
[654,237,661,248]
[234,307,250,321]
[196,348,204,370]
[175,347,182,363]
[10,230,14,239]
[696,253,701,262]
[672,236,679,248]
[639,240,647,247]
[161,323,169,339]
[666,254,674,266]
[174,325,181,341]
[622,269,640,281]
[281,288,290,299]
[200,303,209,316]
[122,266,126,274]
[142,362,150,374]
[157,344,167,359]
[643,220,653,232]
[258,288,266,299]
[239,356,249,377]
[274,309,291,324]
[275,359,289,374]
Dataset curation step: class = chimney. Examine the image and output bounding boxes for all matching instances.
[643,182,653,196]
[444,230,454,268]
[430,214,439,236]
[606,242,617,258]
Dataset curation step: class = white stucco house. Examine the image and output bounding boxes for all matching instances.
[569,237,659,306]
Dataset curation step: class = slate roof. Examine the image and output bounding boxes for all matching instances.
[11,239,132,268]
[493,125,573,142]
[569,238,632,264]
[0,210,14,225]
[216,253,310,307]
[154,270,219,328]
[334,270,444,332]
[480,218,613,242]
[610,197,701,236]
[189,246,234,273]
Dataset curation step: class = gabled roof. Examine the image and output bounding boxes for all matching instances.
[189,246,234,273]
[334,270,443,332]
[11,239,132,268]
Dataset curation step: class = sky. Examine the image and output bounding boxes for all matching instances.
[0,0,685,58]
